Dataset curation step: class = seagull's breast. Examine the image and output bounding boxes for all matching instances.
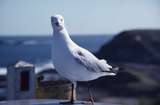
[52,37,79,80]
[52,37,71,65]
[52,39,88,81]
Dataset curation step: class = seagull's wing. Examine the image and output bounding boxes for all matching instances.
[72,46,117,74]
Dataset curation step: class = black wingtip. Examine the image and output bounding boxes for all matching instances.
[111,67,119,74]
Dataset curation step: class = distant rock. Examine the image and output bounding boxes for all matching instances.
[93,30,160,98]
[96,29,160,64]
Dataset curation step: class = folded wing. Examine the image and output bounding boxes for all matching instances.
[72,47,117,75]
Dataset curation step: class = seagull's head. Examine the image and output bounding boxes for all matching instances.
[51,14,65,31]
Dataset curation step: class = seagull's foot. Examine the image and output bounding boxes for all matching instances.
[83,97,94,105]
[59,100,74,105]
[80,101,94,105]
[59,100,94,105]
[89,96,94,105]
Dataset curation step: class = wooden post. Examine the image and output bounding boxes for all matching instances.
[7,60,35,100]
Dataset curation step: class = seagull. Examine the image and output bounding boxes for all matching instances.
[51,14,118,104]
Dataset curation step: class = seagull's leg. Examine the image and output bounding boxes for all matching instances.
[81,83,94,105]
[88,86,94,105]
[82,82,94,104]
[60,82,76,104]
[70,82,77,103]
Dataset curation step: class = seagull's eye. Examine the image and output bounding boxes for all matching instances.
[60,18,63,22]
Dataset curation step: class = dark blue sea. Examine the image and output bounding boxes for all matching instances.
[0,35,114,67]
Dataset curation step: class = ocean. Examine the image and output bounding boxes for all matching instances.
[0,35,114,69]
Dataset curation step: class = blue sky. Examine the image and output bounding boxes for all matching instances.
[0,0,160,36]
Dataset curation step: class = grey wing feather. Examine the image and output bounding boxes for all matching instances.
[72,47,113,73]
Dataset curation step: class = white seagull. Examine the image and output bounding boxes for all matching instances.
[51,14,118,104]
